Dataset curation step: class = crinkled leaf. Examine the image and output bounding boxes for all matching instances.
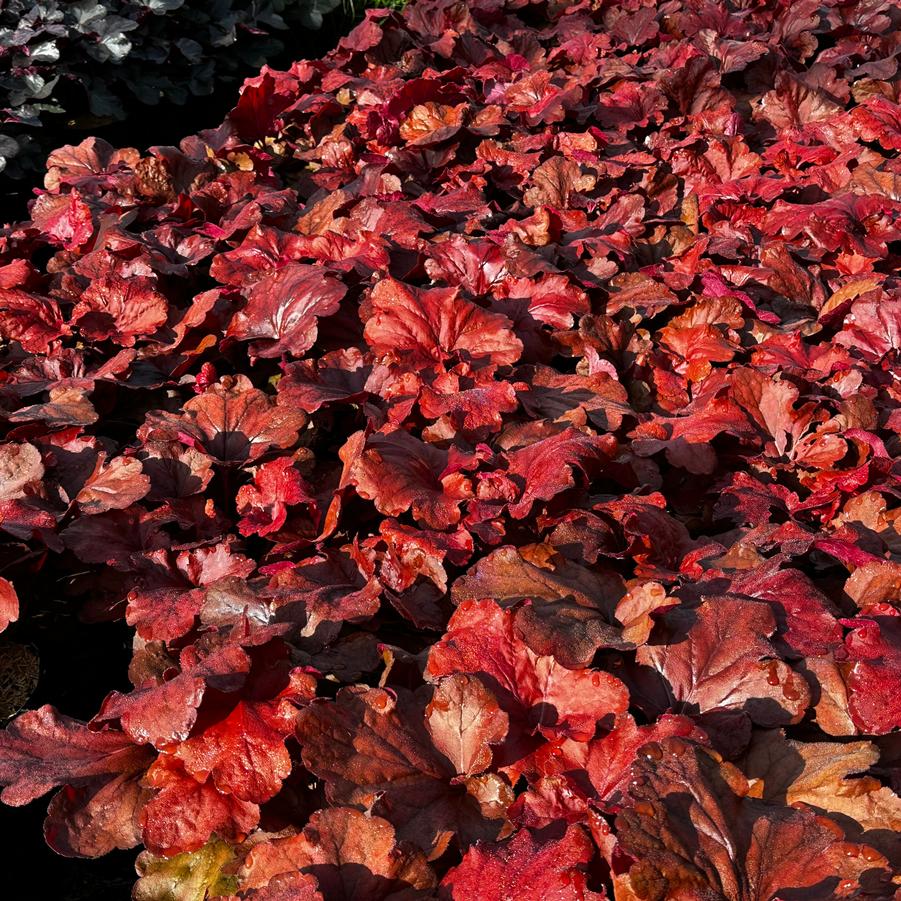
[226,263,346,358]
[425,673,508,778]
[363,278,522,369]
[235,807,436,900]
[441,824,597,901]
[427,599,629,750]
[0,577,20,635]
[635,597,811,727]
[297,686,506,857]
[349,429,472,530]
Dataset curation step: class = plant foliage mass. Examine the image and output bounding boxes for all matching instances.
[0,0,901,898]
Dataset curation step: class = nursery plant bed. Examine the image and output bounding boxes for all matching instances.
[0,0,899,898]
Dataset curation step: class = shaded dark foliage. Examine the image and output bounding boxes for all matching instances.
[0,0,340,181]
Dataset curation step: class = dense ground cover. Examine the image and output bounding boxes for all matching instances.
[0,0,900,898]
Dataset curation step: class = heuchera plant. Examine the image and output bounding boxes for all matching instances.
[0,0,900,897]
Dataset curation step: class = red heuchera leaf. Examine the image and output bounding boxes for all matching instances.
[30,190,93,250]
[44,763,152,858]
[614,582,678,647]
[180,542,258,587]
[630,398,754,476]
[140,755,260,856]
[499,276,591,330]
[363,278,523,368]
[399,102,466,146]
[348,429,473,530]
[0,577,20,635]
[841,612,901,735]
[524,157,597,208]
[441,824,599,901]
[175,668,316,803]
[451,546,628,668]
[419,371,519,437]
[635,596,811,727]
[226,263,347,358]
[142,375,306,464]
[424,236,509,297]
[727,562,843,658]
[376,519,472,594]
[0,441,44,502]
[517,366,629,430]
[836,295,901,362]
[297,685,508,857]
[500,428,617,519]
[9,385,98,426]
[236,457,313,537]
[234,807,437,900]
[95,672,207,750]
[71,275,169,346]
[0,707,154,858]
[0,289,66,352]
[236,872,324,901]
[91,635,253,749]
[140,441,215,501]
[0,706,153,806]
[615,738,891,901]
[425,673,509,778]
[268,546,381,631]
[850,96,901,151]
[427,599,629,753]
[126,587,207,642]
[754,72,843,132]
[844,561,901,610]
[741,729,901,861]
[277,348,371,414]
[729,368,799,457]
[511,713,706,827]
[75,454,151,514]
[41,138,128,192]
